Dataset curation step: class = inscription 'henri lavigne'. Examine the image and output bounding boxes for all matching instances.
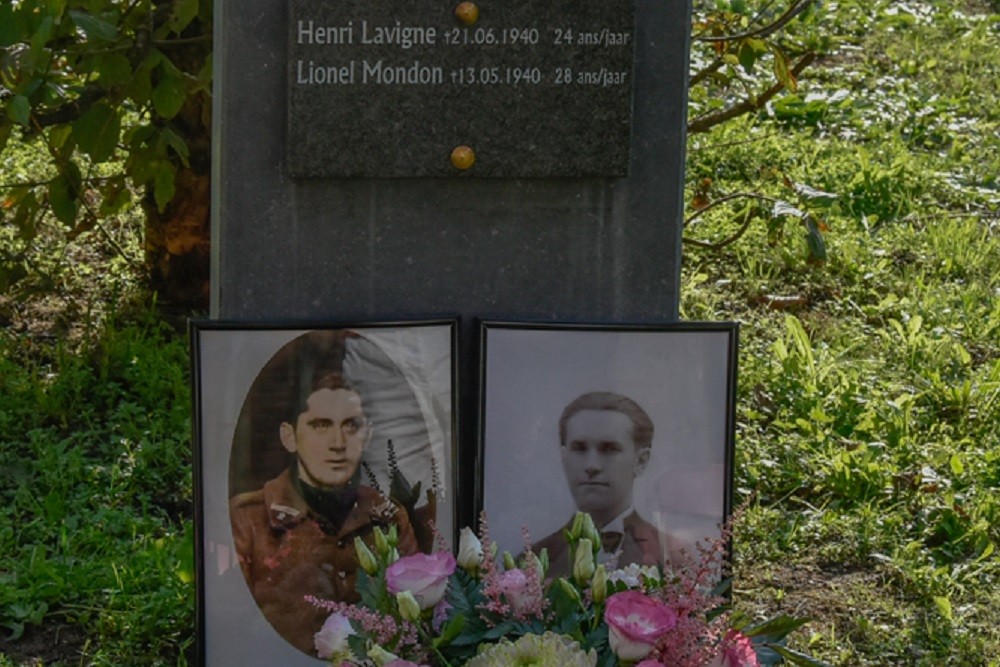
[297,20,437,48]
[297,59,444,85]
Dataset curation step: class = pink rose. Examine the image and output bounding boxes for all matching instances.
[636,661,664,667]
[497,568,535,615]
[604,591,678,661]
[385,551,456,609]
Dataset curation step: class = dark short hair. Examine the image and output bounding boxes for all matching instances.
[558,392,654,451]
[289,371,365,424]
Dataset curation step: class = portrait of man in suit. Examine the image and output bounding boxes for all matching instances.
[532,391,685,577]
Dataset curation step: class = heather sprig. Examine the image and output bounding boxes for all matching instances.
[306,596,420,650]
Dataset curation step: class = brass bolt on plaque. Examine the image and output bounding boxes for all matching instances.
[454,2,479,25]
[450,145,476,170]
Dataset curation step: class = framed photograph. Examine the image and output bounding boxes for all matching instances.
[191,320,457,665]
[478,321,737,578]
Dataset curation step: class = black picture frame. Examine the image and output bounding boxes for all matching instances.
[477,321,737,577]
[190,319,458,665]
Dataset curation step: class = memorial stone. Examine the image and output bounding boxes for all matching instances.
[287,0,635,177]
[214,0,692,523]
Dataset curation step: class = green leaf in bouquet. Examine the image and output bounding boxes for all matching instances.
[596,647,618,667]
[547,577,583,619]
[705,601,732,623]
[549,611,586,639]
[705,576,733,622]
[712,576,733,597]
[608,579,630,595]
[432,614,466,647]
[347,633,369,661]
[582,622,608,652]
[449,622,489,647]
[445,572,490,647]
[441,641,480,662]
[516,618,546,636]
[482,619,517,640]
[447,568,485,616]
[355,569,388,610]
[389,475,420,510]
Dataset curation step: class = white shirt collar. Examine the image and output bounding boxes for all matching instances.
[600,506,633,536]
[597,506,635,562]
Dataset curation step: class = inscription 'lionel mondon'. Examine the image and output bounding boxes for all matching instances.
[297,20,438,48]
[297,59,444,85]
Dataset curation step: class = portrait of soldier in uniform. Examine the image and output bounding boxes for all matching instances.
[225,329,448,656]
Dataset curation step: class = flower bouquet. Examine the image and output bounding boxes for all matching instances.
[308,513,826,667]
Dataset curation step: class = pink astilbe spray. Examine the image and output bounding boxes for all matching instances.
[479,512,510,627]
[717,629,760,667]
[514,525,550,620]
[476,512,510,622]
[476,516,549,623]
[307,596,420,651]
[427,519,450,555]
[643,518,736,667]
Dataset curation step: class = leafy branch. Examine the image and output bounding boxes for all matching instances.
[0,0,211,295]
[688,52,816,134]
[687,0,821,134]
[693,0,816,43]
[683,178,837,263]
[683,193,778,251]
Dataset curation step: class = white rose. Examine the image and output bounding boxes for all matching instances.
[314,612,354,661]
[456,527,483,572]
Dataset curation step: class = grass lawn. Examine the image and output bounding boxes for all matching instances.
[1,0,998,665]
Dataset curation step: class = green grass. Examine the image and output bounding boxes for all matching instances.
[684,1,1000,664]
[0,313,195,665]
[1,0,998,665]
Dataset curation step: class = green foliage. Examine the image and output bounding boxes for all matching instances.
[683,1,1000,663]
[0,0,996,665]
[688,1,820,135]
[0,0,211,293]
[0,312,193,663]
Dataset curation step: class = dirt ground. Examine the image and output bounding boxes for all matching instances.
[0,621,88,666]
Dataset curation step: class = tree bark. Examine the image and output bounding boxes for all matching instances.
[143,24,212,313]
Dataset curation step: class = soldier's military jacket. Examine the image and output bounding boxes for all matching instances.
[230,468,418,655]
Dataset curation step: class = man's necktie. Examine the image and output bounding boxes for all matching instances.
[601,531,623,553]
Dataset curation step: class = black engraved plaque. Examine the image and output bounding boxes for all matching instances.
[287,0,635,177]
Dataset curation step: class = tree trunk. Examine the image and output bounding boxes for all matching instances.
[144,163,211,313]
[143,22,213,313]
